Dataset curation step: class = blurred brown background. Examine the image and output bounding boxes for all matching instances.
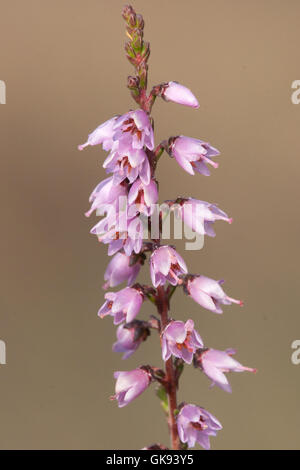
[0,0,300,449]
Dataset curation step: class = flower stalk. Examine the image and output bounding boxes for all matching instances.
[156,285,181,449]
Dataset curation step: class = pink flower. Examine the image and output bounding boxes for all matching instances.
[113,109,154,151]
[112,368,151,408]
[128,178,158,215]
[170,136,220,176]
[90,205,144,257]
[150,246,188,287]
[98,287,143,325]
[162,319,203,364]
[85,177,128,217]
[177,198,232,237]
[194,348,256,393]
[177,404,222,449]
[162,81,199,108]
[78,116,117,151]
[103,143,151,185]
[187,275,243,314]
[113,321,150,359]
[103,253,141,288]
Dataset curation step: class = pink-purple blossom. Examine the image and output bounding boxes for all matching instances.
[98,287,143,324]
[187,275,243,314]
[103,253,141,289]
[150,246,188,287]
[162,81,199,108]
[113,368,151,407]
[78,116,117,151]
[177,404,222,449]
[128,178,158,215]
[113,109,154,151]
[113,322,150,359]
[162,319,203,364]
[85,177,128,218]
[194,348,256,393]
[91,209,144,257]
[177,198,232,237]
[170,136,220,176]
[103,143,151,185]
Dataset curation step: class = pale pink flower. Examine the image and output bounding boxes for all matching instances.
[128,178,158,215]
[194,348,256,393]
[113,322,150,359]
[113,109,154,150]
[162,319,203,364]
[103,141,151,185]
[78,116,117,151]
[171,136,220,176]
[162,81,199,108]
[85,177,128,218]
[103,253,141,288]
[177,404,222,449]
[98,286,143,325]
[187,275,243,314]
[150,246,188,287]
[177,198,232,237]
[112,368,151,407]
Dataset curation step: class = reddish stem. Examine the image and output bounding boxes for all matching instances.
[157,286,181,450]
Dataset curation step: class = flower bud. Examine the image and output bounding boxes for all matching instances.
[162,81,199,108]
[112,368,151,407]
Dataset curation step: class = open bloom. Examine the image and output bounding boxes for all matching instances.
[177,198,232,237]
[103,253,141,289]
[91,207,144,257]
[85,177,128,217]
[150,246,188,287]
[112,368,151,408]
[162,319,203,364]
[194,348,256,393]
[170,136,220,176]
[98,287,143,325]
[177,404,222,450]
[113,322,150,359]
[162,81,199,108]
[113,109,154,151]
[103,142,151,185]
[128,178,158,215]
[78,116,117,151]
[187,275,243,314]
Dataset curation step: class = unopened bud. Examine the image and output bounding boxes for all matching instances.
[127,76,140,89]
[136,14,144,29]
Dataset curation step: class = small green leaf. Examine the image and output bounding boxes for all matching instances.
[156,385,168,415]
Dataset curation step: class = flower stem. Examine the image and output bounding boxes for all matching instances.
[157,286,181,450]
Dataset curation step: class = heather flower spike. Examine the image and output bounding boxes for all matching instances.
[80,5,254,449]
